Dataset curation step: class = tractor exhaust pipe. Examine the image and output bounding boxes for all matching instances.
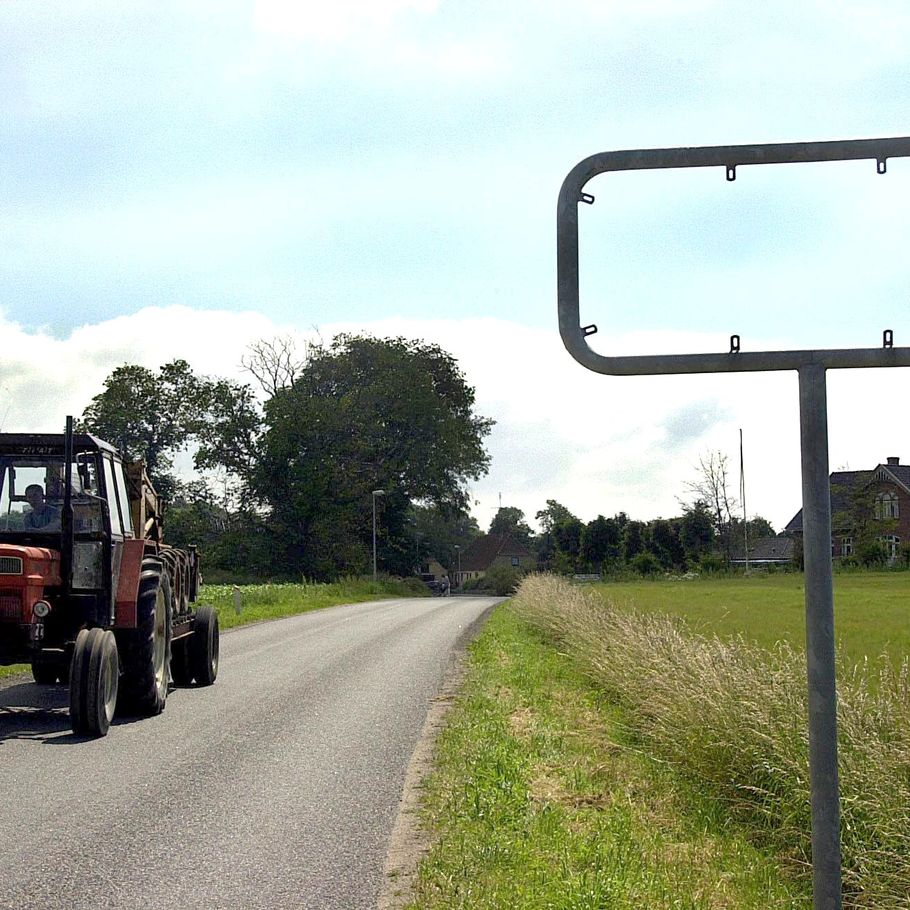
[61,415,74,599]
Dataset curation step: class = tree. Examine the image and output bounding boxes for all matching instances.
[241,335,306,397]
[622,520,646,562]
[552,516,584,573]
[79,360,214,497]
[631,551,662,576]
[648,518,685,570]
[193,378,263,506]
[535,500,578,534]
[679,500,715,566]
[256,334,494,578]
[489,506,533,544]
[483,563,524,596]
[831,475,897,565]
[683,450,739,565]
[581,515,621,573]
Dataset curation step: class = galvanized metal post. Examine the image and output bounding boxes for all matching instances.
[798,364,843,909]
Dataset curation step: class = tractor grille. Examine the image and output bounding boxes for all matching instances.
[0,593,22,620]
[0,557,23,575]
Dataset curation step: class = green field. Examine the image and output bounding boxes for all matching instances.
[594,571,910,668]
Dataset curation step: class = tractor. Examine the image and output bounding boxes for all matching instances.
[0,417,219,736]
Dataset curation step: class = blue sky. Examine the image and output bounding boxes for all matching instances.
[2,0,909,532]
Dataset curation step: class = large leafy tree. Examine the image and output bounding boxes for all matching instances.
[79,360,210,496]
[80,359,256,501]
[256,334,493,577]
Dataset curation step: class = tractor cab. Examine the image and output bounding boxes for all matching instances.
[0,432,133,663]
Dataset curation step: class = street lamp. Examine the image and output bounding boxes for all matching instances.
[454,544,461,591]
[372,490,385,581]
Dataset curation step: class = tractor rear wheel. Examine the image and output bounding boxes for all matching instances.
[69,628,119,737]
[118,560,172,716]
[187,604,219,686]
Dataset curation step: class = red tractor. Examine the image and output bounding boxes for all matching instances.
[0,418,219,736]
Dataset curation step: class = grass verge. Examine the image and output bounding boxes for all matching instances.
[514,574,910,908]
[0,576,426,680]
[406,602,810,909]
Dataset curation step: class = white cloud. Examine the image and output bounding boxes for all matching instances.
[1,307,908,540]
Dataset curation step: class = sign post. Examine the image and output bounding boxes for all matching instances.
[557,137,910,909]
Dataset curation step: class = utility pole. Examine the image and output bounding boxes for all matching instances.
[372,489,385,581]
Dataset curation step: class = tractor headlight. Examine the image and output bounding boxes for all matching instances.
[32,600,51,619]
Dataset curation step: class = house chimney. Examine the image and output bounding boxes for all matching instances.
[887,456,900,466]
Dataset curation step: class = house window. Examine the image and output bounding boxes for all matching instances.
[875,493,899,520]
[841,537,854,557]
[880,535,901,562]
[511,556,519,566]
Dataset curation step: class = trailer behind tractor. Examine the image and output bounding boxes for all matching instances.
[0,417,219,736]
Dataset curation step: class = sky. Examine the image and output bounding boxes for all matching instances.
[2,0,909,534]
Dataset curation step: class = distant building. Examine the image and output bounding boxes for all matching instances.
[420,557,447,581]
[730,536,794,569]
[785,456,910,562]
[454,533,533,588]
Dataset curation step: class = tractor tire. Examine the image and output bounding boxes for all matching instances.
[118,560,172,716]
[69,628,119,737]
[187,604,219,686]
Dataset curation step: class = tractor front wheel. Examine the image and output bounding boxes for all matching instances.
[118,560,172,716]
[69,628,119,737]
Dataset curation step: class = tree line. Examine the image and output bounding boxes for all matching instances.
[487,495,774,579]
[78,334,775,581]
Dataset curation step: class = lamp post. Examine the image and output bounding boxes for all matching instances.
[454,544,461,591]
[372,489,385,581]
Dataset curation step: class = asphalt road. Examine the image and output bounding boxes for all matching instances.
[0,595,499,910]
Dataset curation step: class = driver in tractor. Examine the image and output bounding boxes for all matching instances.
[23,483,60,530]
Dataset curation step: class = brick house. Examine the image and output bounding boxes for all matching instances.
[785,456,910,561]
[454,534,534,588]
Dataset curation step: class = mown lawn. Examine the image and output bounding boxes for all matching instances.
[595,571,910,668]
[407,605,811,910]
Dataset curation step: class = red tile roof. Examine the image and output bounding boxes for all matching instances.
[458,534,533,572]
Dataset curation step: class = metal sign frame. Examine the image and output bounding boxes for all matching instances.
[556,136,910,910]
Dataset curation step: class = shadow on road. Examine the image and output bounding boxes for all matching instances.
[0,682,75,741]
[0,681,147,743]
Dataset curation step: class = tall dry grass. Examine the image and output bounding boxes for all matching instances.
[513,574,910,908]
